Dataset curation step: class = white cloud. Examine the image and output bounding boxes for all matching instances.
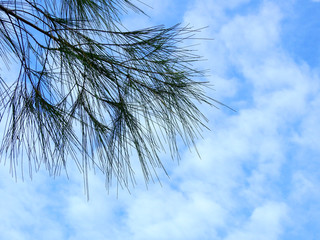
[1,0,320,239]
[290,172,320,203]
[221,2,282,54]
[125,188,227,240]
[0,167,68,240]
[225,202,288,240]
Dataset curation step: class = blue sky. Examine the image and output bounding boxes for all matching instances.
[1,0,320,239]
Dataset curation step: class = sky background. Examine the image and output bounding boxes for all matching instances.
[1,0,320,239]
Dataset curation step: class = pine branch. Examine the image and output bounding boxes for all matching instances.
[0,0,216,196]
